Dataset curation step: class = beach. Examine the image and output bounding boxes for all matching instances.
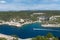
[41,24,60,27]
[0,33,31,40]
[0,20,38,27]
[0,33,16,40]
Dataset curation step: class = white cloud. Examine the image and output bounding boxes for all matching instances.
[42,0,60,3]
[52,0,59,2]
[0,0,6,4]
[0,0,60,11]
[0,3,60,11]
[0,4,30,11]
[30,4,60,10]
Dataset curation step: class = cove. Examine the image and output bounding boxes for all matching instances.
[0,23,60,39]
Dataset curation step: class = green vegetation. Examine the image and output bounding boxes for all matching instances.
[46,32,54,38]
[11,35,18,40]
[0,10,60,21]
[32,32,59,40]
[13,37,18,40]
[0,37,7,40]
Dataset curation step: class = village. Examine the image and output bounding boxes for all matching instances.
[32,13,60,27]
[0,18,33,27]
[0,13,60,27]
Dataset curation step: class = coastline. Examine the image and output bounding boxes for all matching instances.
[41,24,60,27]
[0,20,60,28]
[0,33,31,40]
[0,33,18,40]
[0,21,38,27]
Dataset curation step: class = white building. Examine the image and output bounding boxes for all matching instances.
[19,19,25,23]
[49,16,56,21]
[49,15,60,21]
[33,13,45,15]
[31,13,45,17]
[37,16,49,22]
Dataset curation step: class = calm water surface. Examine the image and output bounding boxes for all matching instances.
[0,23,60,39]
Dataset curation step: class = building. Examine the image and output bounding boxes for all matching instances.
[19,19,24,23]
[33,13,45,15]
[49,15,60,21]
[49,16,56,21]
[37,16,49,22]
[31,13,45,17]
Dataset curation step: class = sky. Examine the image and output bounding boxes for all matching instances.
[0,0,60,11]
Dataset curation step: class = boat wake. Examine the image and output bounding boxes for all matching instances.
[33,28,60,32]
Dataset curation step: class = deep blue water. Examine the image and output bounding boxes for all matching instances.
[0,23,60,39]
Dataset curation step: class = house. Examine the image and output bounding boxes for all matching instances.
[49,16,56,21]
[33,13,45,15]
[49,15,60,21]
[37,16,49,22]
[19,19,25,24]
[0,20,4,23]
[31,13,45,17]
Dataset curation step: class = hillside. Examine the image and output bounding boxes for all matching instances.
[0,10,60,21]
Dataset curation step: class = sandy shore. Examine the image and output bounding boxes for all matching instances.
[41,24,60,27]
[0,33,32,40]
[0,34,16,40]
[0,20,60,28]
[0,21,38,27]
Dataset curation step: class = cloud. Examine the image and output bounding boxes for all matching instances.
[51,0,59,2]
[0,3,60,11]
[0,4,30,11]
[0,0,6,4]
[0,0,60,11]
[43,0,60,2]
[30,4,60,10]
[18,0,60,5]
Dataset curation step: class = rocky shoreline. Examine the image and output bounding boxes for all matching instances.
[0,20,38,27]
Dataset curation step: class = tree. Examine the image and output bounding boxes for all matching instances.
[0,37,7,40]
[46,32,54,38]
[13,37,18,40]
[32,32,59,40]
[11,35,18,40]
[32,36,48,40]
[36,36,41,40]
[32,38,37,40]
[53,37,59,40]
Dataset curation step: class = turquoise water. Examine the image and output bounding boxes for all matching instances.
[0,23,60,39]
